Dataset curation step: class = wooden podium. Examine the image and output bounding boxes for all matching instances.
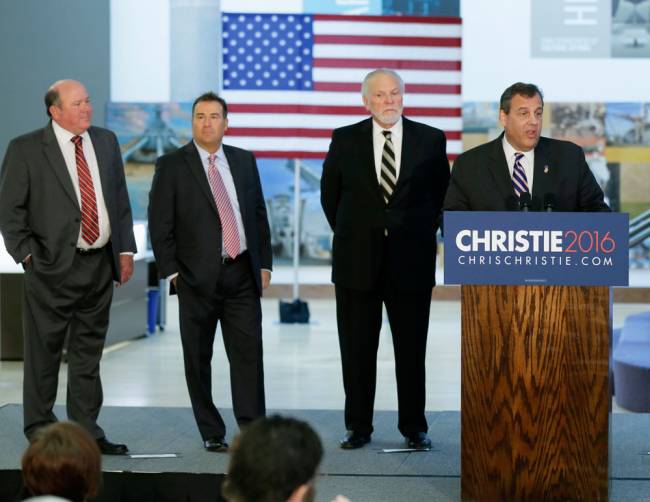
[460,284,610,501]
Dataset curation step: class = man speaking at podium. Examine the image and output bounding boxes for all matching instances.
[443,82,610,212]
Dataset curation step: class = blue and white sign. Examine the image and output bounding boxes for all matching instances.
[444,211,629,286]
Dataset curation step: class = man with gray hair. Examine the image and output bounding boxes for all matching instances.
[321,69,450,450]
[0,80,136,454]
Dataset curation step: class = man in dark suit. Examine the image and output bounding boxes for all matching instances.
[0,80,137,454]
[444,82,609,212]
[321,69,450,450]
[148,92,272,452]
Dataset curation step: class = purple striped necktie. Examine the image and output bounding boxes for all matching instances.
[71,136,100,245]
[512,152,529,197]
[208,153,241,259]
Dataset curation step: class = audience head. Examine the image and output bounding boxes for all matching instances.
[22,421,102,502]
[222,415,324,502]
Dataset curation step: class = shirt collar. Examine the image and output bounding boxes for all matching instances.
[51,120,90,145]
[194,141,225,163]
[502,134,533,163]
[372,116,402,139]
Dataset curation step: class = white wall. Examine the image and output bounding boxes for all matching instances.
[461,0,650,102]
[111,0,171,101]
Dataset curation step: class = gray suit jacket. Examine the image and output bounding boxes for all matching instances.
[0,122,137,281]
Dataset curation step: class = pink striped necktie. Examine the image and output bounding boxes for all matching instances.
[208,153,241,259]
[71,136,100,245]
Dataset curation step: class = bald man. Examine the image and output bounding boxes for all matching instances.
[0,80,137,454]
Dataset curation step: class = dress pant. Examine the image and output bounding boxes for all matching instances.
[335,268,432,437]
[177,254,265,440]
[22,248,113,439]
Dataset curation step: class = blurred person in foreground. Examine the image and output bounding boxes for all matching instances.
[21,421,102,502]
[222,415,349,502]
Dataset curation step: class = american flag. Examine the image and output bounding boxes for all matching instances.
[220,12,462,160]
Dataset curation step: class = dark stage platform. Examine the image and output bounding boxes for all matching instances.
[1,405,650,501]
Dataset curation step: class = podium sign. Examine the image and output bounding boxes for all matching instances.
[444,211,628,286]
[445,211,622,500]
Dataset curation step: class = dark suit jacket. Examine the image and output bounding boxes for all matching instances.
[148,141,272,297]
[0,122,137,281]
[443,133,610,212]
[321,116,450,291]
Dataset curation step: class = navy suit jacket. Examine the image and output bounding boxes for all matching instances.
[443,133,610,212]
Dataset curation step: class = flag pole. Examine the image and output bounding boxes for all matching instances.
[292,158,300,300]
[278,158,309,323]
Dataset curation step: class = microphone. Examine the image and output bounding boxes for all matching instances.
[505,195,519,211]
[543,193,556,212]
[519,192,532,212]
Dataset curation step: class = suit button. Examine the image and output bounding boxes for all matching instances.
[75,218,80,223]
[70,243,75,247]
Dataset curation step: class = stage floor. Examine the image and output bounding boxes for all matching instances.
[2,404,650,501]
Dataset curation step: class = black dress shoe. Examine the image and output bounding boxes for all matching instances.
[97,437,129,455]
[406,432,432,450]
[204,437,229,452]
[340,431,371,449]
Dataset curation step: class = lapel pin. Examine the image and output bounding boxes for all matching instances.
[544,165,549,174]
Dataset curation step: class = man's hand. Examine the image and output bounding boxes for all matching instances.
[118,254,134,286]
[261,269,271,290]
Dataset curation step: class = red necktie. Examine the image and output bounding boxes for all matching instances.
[208,153,241,258]
[71,136,100,245]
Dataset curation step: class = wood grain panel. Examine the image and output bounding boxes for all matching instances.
[461,285,610,501]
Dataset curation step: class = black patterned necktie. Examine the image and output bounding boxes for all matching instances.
[380,130,397,204]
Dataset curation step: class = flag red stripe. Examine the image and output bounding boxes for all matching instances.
[313,82,461,94]
[313,14,462,24]
[314,35,461,47]
[228,128,463,140]
[229,103,461,116]
[313,58,461,71]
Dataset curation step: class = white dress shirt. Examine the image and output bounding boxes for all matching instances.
[372,117,403,182]
[502,135,535,194]
[52,120,111,249]
[194,142,248,256]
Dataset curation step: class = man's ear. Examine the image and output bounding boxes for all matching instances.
[287,483,310,502]
[362,94,370,113]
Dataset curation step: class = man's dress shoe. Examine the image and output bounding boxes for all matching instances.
[96,437,129,455]
[339,431,371,449]
[406,432,432,450]
[204,437,229,452]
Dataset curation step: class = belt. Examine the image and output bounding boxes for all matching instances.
[221,250,247,264]
[76,246,105,255]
